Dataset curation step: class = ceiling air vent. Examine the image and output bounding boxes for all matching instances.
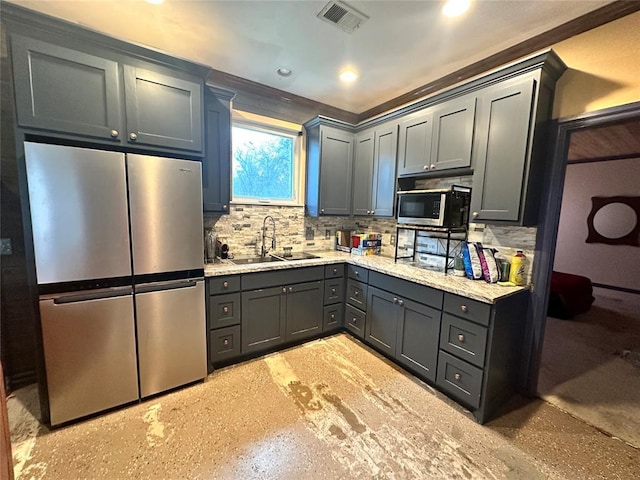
[317,1,369,34]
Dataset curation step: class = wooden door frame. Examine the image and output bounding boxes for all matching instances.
[520,100,640,395]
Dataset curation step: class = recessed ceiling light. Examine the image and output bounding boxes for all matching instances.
[339,70,358,83]
[146,0,164,4]
[277,67,293,77]
[442,0,471,17]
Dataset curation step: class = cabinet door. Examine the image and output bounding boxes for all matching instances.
[431,96,476,171]
[352,129,374,216]
[319,127,353,215]
[371,123,398,217]
[124,65,203,153]
[241,287,286,354]
[285,281,324,342]
[396,298,442,382]
[11,34,123,142]
[203,88,232,213]
[365,286,398,356]
[470,77,535,222]
[397,109,433,176]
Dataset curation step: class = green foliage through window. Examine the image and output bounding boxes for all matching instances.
[232,125,295,201]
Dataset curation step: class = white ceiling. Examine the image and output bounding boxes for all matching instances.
[7,0,614,113]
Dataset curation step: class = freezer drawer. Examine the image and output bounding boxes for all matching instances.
[40,289,138,426]
[136,279,207,398]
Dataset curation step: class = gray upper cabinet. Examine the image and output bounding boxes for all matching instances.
[470,75,536,223]
[352,129,375,216]
[430,95,476,171]
[9,31,205,156]
[11,35,123,143]
[352,122,397,217]
[305,122,354,216]
[123,66,203,153]
[202,87,234,213]
[397,108,433,176]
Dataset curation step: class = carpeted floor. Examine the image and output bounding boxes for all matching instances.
[9,333,640,479]
[538,286,640,448]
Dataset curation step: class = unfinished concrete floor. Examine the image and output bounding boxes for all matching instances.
[9,334,640,479]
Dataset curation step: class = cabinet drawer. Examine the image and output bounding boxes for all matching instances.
[208,292,241,329]
[347,265,369,282]
[345,304,366,339]
[436,351,483,409]
[324,278,344,305]
[346,279,368,311]
[323,304,343,332]
[208,275,240,295]
[210,325,241,364]
[443,293,491,327]
[440,313,488,368]
[369,271,443,309]
[325,263,345,279]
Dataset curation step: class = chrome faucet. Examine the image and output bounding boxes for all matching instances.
[261,215,276,257]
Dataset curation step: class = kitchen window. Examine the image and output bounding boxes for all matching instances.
[231,116,303,206]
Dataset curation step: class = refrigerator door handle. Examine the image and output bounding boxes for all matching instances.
[46,286,134,305]
[135,278,203,294]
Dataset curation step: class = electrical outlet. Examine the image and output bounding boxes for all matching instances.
[390,234,396,246]
[325,229,331,240]
[1,238,12,255]
[305,227,314,240]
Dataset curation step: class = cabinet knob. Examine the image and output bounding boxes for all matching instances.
[223,339,229,346]
[393,297,398,303]
[223,205,228,211]
[352,317,357,324]
[110,129,119,138]
[472,212,478,218]
[398,299,404,306]
[321,208,325,213]
[333,268,337,274]
[129,132,138,141]
[454,373,461,381]
[457,334,465,342]
[354,271,359,276]
[371,210,375,215]
[366,210,371,214]
[331,288,336,294]
[223,306,229,314]
[222,281,229,289]
[288,286,293,293]
[354,291,359,297]
[460,305,468,313]
[282,287,287,293]
[330,314,335,319]
[430,164,436,170]
[423,165,428,171]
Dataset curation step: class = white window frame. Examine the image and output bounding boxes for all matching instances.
[231,113,305,207]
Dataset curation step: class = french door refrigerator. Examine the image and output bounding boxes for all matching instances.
[25,142,206,426]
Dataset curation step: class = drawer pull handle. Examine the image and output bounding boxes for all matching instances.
[458,334,465,342]
[223,306,229,314]
[223,339,229,346]
[460,305,468,313]
[454,373,461,381]
[222,281,229,289]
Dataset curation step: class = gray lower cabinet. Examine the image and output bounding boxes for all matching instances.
[203,86,234,213]
[365,287,399,356]
[241,267,325,354]
[304,121,354,216]
[9,31,205,155]
[206,275,242,370]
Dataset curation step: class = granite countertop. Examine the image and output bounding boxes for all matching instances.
[203,251,527,304]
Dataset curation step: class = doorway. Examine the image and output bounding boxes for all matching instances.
[527,102,640,447]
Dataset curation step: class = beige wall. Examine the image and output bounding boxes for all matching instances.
[552,11,640,119]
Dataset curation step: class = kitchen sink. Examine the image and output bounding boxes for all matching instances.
[272,252,321,261]
[229,256,285,265]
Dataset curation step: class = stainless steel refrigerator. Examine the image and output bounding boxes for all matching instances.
[25,142,206,426]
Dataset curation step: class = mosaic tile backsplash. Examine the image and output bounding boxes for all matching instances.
[204,174,537,282]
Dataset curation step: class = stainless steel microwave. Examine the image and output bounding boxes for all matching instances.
[396,186,471,227]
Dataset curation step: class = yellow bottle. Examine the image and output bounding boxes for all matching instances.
[508,250,527,286]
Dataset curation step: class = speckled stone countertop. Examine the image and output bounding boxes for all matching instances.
[204,251,527,304]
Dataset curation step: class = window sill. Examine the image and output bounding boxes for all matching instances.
[230,199,305,208]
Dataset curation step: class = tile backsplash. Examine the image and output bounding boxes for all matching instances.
[205,174,537,282]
